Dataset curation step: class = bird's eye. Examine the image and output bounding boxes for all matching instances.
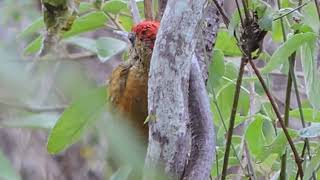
[128,32,136,45]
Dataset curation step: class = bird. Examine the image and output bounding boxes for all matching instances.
[108,21,160,142]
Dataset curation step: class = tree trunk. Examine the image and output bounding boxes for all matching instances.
[145,0,219,179]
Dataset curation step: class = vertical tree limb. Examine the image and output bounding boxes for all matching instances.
[156,0,168,20]
[144,0,154,20]
[183,56,215,180]
[182,1,222,179]
[145,0,207,179]
[129,0,141,24]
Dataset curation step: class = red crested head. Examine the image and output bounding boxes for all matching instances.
[131,21,160,49]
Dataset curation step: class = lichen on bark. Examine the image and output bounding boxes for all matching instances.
[40,0,79,56]
[145,0,208,179]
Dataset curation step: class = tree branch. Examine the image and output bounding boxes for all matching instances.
[183,56,215,180]
[144,0,154,20]
[128,0,141,24]
[145,0,207,179]
[182,1,222,179]
[157,0,168,20]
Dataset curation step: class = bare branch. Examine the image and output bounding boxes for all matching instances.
[0,101,66,113]
[157,0,168,20]
[128,0,141,24]
[144,0,154,20]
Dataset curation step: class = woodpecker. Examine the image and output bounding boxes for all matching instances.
[108,21,160,140]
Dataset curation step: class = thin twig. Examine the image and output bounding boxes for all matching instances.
[128,0,141,24]
[314,0,320,21]
[144,0,154,20]
[235,0,244,27]
[0,101,66,113]
[221,57,247,180]
[241,0,251,21]
[104,12,124,30]
[280,53,295,180]
[276,0,313,178]
[273,1,310,21]
[210,85,247,175]
[249,59,304,179]
[212,0,230,25]
[242,65,257,180]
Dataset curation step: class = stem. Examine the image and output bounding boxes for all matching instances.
[290,60,316,180]
[235,0,244,27]
[280,53,295,180]
[221,57,247,180]
[273,1,309,21]
[249,59,304,179]
[216,148,220,178]
[104,12,124,30]
[210,85,246,174]
[241,0,250,21]
[314,0,320,21]
[212,0,230,26]
[144,0,154,20]
[128,0,141,24]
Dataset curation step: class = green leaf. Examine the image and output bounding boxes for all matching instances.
[256,0,273,31]
[118,15,133,32]
[102,0,128,14]
[290,108,320,123]
[291,23,314,33]
[245,115,266,157]
[64,37,98,53]
[0,149,21,180]
[261,32,317,74]
[304,147,320,179]
[271,19,283,42]
[47,86,107,154]
[17,17,44,39]
[79,2,95,14]
[110,166,132,180]
[207,49,225,91]
[213,76,250,125]
[65,37,127,62]
[216,30,242,56]
[24,36,43,55]
[257,129,298,162]
[300,38,320,110]
[24,11,108,55]
[301,3,320,33]
[299,124,320,138]
[63,11,108,38]
[227,9,241,36]
[96,37,127,62]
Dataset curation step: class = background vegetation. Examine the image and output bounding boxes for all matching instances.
[0,0,319,179]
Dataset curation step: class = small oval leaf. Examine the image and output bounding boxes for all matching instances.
[47,86,107,154]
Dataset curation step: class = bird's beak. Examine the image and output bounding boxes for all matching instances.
[128,32,136,46]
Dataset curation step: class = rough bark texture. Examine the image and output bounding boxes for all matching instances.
[145,0,207,179]
[157,0,168,20]
[182,1,222,179]
[194,0,222,82]
[183,57,215,180]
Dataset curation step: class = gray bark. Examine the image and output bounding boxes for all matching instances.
[183,57,215,180]
[145,0,207,179]
[182,1,222,179]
